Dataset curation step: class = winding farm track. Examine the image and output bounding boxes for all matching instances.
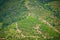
[15,22,40,39]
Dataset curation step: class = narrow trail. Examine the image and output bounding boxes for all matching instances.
[0,38,5,40]
[25,36,40,38]
[25,1,30,10]
[39,18,60,34]
[15,22,25,38]
[15,22,21,33]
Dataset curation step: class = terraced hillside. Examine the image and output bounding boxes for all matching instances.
[0,0,60,40]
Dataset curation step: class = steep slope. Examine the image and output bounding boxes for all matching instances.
[3,16,60,40]
[0,0,60,40]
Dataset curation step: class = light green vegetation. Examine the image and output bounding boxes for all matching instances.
[3,16,60,40]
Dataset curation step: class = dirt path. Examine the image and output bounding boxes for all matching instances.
[15,22,25,38]
[0,38,5,40]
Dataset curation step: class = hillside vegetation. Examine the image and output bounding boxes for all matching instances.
[0,0,60,40]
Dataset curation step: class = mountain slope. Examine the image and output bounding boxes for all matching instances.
[0,0,60,40]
